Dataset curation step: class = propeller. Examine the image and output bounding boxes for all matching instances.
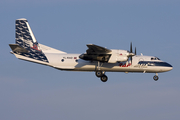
[128,42,136,63]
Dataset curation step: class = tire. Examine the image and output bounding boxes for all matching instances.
[153,75,159,81]
[101,75,108,82]
[96,71,103,77]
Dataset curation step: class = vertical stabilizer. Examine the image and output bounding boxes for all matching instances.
[16,18,41,51]
[11,18,49,63]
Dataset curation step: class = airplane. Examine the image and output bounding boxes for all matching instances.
[9,18,173,82]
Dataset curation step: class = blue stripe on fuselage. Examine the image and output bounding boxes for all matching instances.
[138,61,172,67]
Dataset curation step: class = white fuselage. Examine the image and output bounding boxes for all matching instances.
[44,53,173,73]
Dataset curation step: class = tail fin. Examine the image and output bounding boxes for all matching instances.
[10,18,49,63]
[16,18,41,51]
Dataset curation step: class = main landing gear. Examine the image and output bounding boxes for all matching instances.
[95,70,108,82]
[153,73,159,81]
[96,61,108,82]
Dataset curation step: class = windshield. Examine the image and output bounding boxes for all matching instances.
[151,57,160,60]
[138,61,172,67]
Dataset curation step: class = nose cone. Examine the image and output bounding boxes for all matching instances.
[167,66,173,71]
[169,64,173,70]
[164,62,173,72]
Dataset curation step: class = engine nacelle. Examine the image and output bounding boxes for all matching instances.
[108,49,129,63]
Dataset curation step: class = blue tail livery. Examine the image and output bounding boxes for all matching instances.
[9,18,49,64]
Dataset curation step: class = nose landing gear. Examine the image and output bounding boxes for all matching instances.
[153,73,159,81]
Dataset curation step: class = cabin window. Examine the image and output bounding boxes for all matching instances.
[61,59,64,62]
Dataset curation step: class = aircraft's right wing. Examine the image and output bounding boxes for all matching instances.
[79,44,112,62]
[86,44,111,54]
[79,44,132,63]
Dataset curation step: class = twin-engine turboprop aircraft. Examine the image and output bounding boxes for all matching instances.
[9,18,173,82]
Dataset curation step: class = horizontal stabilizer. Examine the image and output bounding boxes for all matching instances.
[9,44,28,53]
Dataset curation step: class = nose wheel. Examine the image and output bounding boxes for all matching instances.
[153,73,159,81]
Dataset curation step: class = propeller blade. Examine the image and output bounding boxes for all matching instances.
[128,42,136,64]
[130,42,133,53]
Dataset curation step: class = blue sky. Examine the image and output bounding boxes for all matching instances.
[0,0,180,120]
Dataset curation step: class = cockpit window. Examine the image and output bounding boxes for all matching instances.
[151,57,160,60]
[138,61,172,67]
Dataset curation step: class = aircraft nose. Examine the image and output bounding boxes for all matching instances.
[170,64,173,70]
[166,62,173,71]
[168,66,173,71]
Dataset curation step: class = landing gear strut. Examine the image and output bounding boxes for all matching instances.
[95,61,108,82]
[153,73,159,81]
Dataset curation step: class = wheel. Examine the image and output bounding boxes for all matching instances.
[153,75,159,81]
[101,75,108,82]
[95,71,103,77]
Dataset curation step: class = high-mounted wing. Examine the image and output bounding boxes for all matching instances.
[79,43,137,63]
[79,44,112,62]
[86,44,111,54]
